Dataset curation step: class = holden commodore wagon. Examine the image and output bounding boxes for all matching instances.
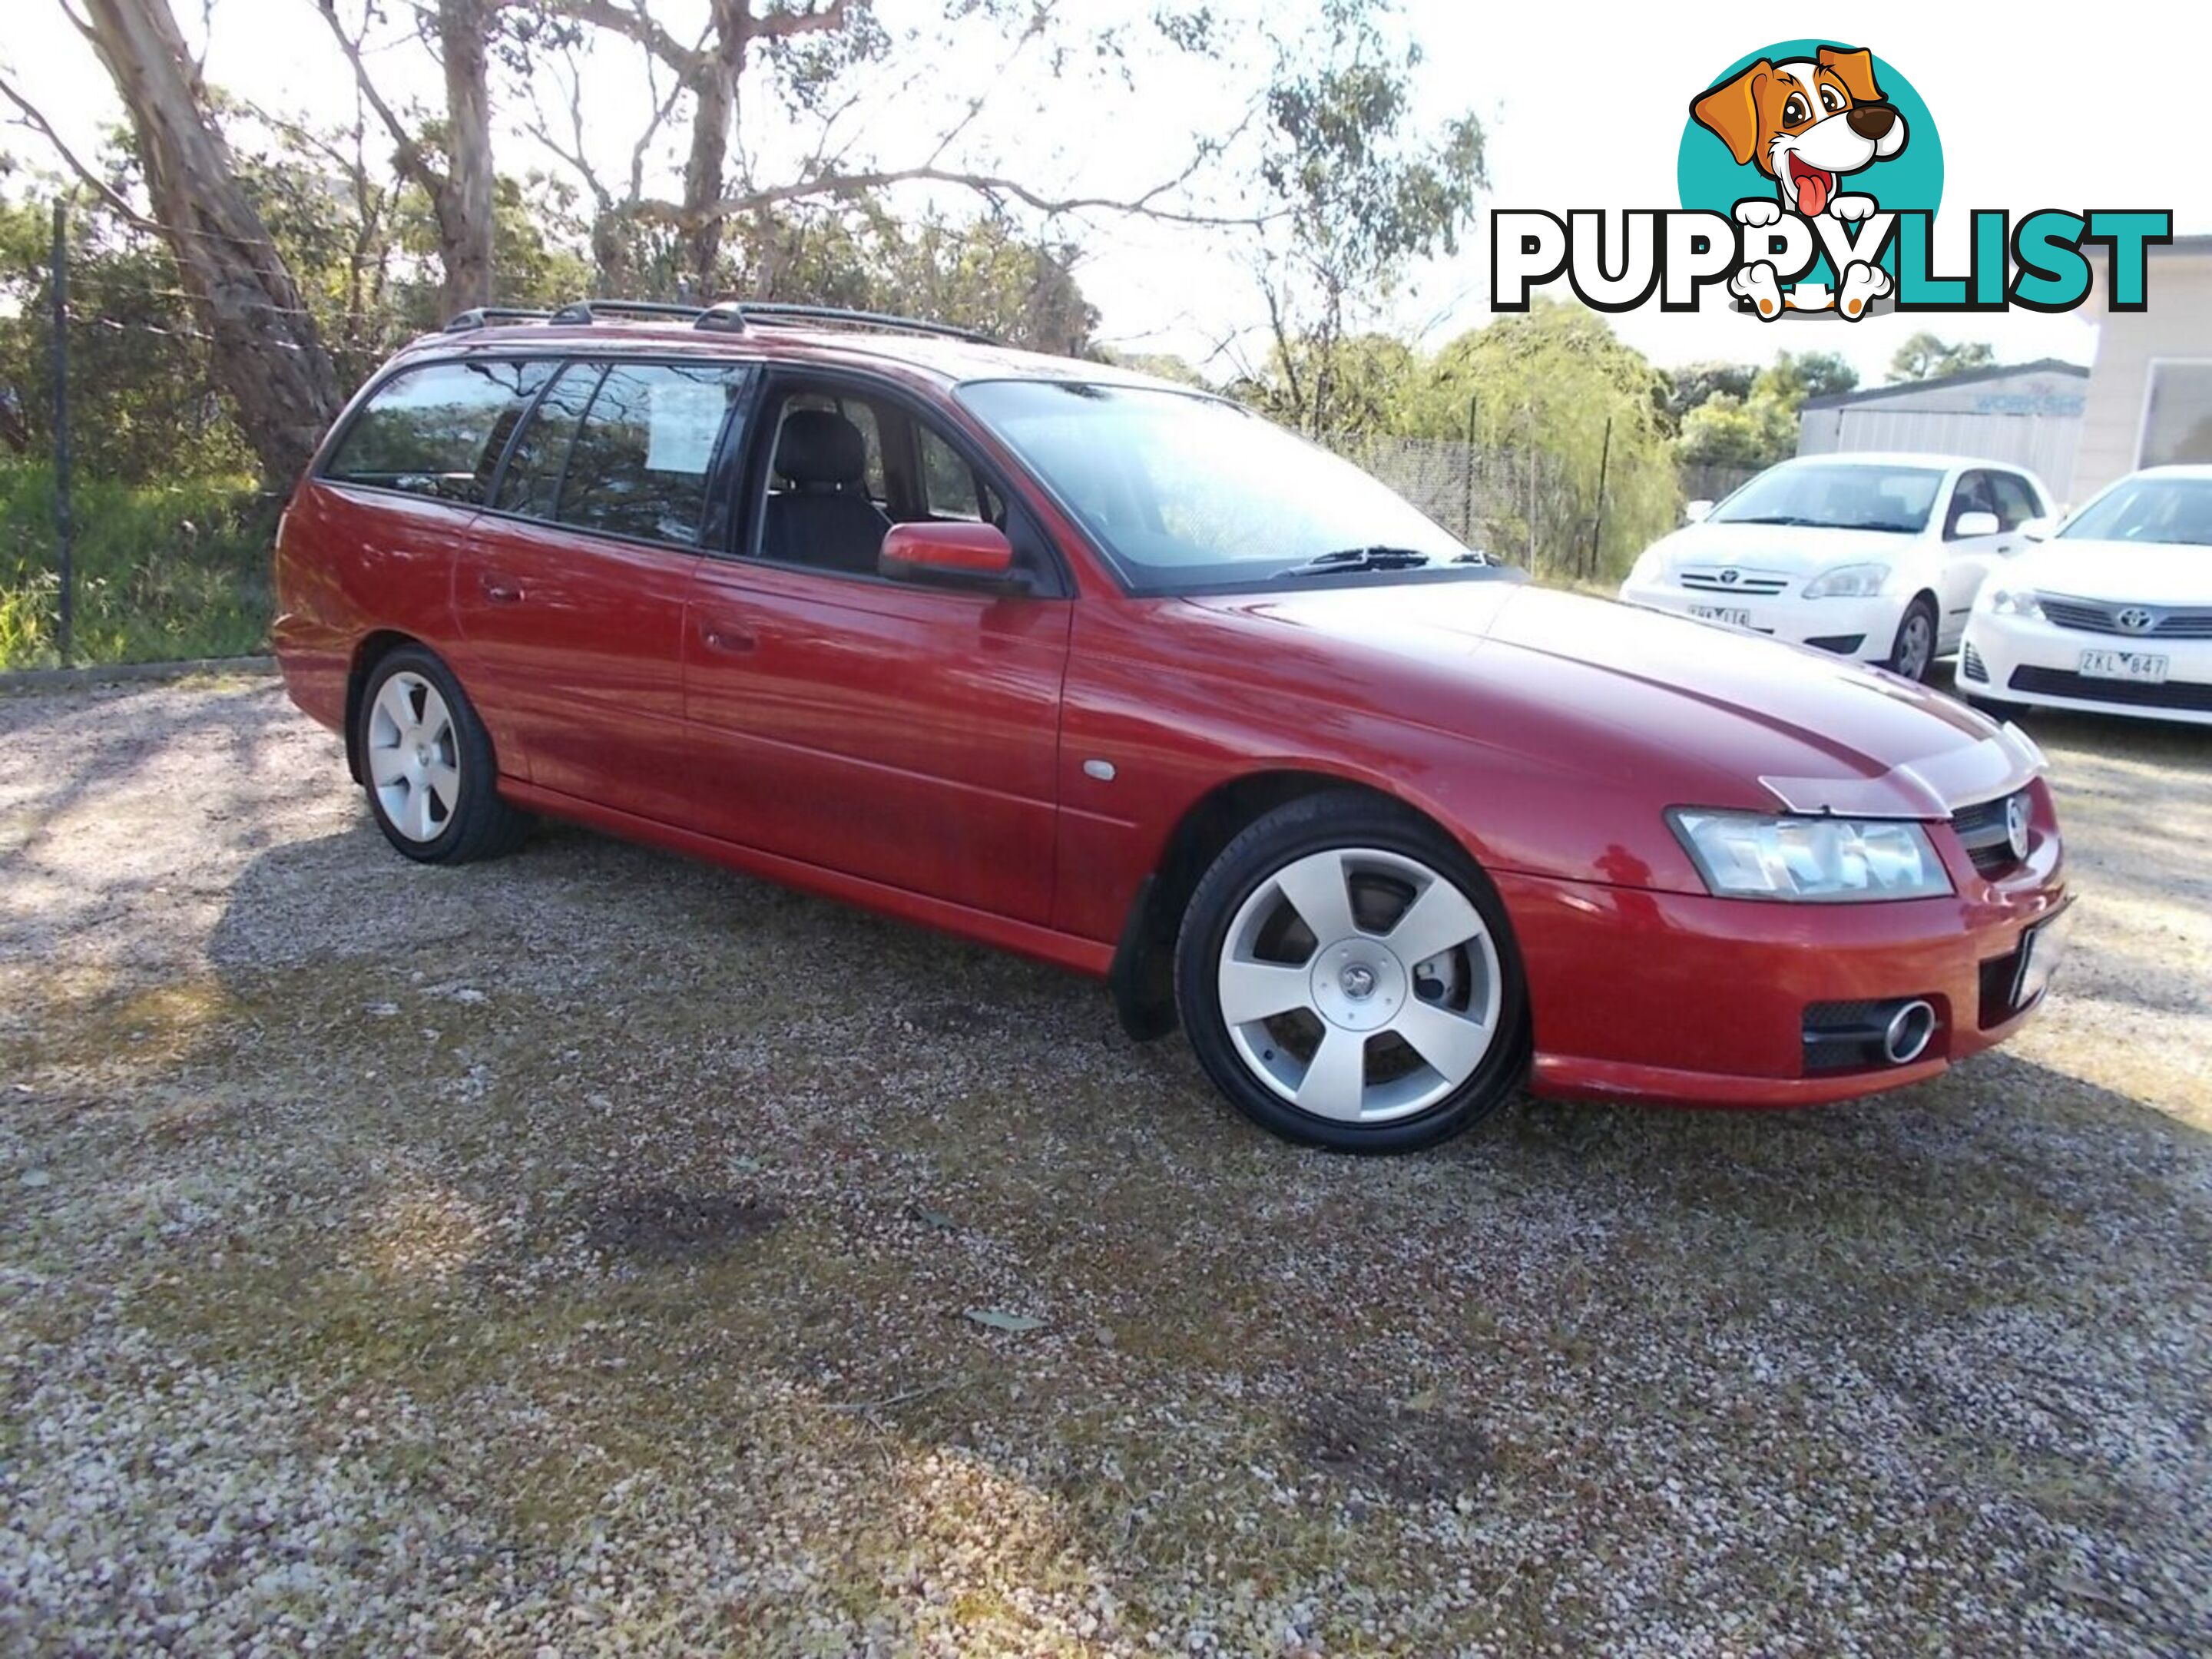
[273,300,2072,1152]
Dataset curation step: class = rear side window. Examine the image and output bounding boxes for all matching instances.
[553,363,750,546]
[495,363,602,521]
[323,359,551,503]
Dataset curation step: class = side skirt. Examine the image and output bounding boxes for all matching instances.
[498,778,1118,981]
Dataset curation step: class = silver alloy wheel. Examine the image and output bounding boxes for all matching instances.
[1895,611,1934,679]
[1215,846,1502,1124]
[366,671,460,844]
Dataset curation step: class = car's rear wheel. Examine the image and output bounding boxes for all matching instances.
[1886,594,1939,681]
[356,645,527,863]
[1174,793,1528,1152]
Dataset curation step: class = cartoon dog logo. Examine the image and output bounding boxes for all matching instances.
[1690,46,1906,318]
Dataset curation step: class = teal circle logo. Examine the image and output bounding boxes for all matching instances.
[1677,41,1941,299]
[1678,41,1940,216]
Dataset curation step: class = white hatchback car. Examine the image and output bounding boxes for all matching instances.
[1959,465,2212,727]
[1619,454,2055,681]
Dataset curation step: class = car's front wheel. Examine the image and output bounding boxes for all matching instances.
[1174,793,1529,1152]
[1886,594,1940,682]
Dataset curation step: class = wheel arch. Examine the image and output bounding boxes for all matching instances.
[1108,767,1462,1042]
[343,629,427,784]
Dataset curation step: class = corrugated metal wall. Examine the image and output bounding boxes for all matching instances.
[1795,369,2087,501]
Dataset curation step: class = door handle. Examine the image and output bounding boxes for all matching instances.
[700,622,757,656]
[480,575,523,604]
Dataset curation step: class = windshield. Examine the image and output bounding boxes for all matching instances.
[1710,462,1945,534]
[2060,476,2212,546]
[955,380,1476,590]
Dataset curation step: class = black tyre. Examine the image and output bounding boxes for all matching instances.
[1173,791,1530,1153]
[1886,594,1940,682]
[356,644,528,863]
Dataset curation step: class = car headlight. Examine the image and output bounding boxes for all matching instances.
[1670,810,1953,901]
[1984,586,2043,619]
[1802,562,1889,599]
[1625,547,1666,587]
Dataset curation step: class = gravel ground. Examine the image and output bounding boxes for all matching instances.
[2,672,2207,1657]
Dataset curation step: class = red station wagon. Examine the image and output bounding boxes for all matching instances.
[273,300,2072,1151]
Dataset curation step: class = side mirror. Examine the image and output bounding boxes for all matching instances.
[1684,499,1714,525]
[2018,515,2055,542]
[879,521,1026,591]
[1952,510,2000,538]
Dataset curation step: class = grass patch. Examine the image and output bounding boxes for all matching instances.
[0,458,274,668]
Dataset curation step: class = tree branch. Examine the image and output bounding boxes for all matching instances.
[750,0,847,43]
[312,0,446,194]
[0,71,161,230]
[665,157,1271,231]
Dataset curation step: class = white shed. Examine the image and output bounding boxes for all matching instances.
[2073,234,2212,502]
[1796,360,2088,501]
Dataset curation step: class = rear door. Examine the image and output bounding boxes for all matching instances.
[681,373,1071,924]
[452,357,754,823]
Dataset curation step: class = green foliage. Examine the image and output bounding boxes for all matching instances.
[1405,300,1677,579]
[1672,347,1857,470]
[0,459,272,668]
[730,206,1098,355]
[1888,331,1996,383]
[1660,361,1758,426]
[1251,0,1485,434]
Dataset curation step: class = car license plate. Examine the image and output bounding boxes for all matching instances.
[2078,648,2168,683]
[1690,605,1751,628]
[2013,903,2075,1008]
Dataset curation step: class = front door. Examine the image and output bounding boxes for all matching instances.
[682,376,1071,925]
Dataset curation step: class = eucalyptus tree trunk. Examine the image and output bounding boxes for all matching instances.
[79,0,342,485]
[434,0,496,316]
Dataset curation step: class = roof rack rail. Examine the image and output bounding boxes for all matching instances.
[442,306,555,333]
[545,299,710,326]
[697,301,996,346]
[440,298,999,347]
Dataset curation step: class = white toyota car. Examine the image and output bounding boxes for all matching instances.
[1959,465,2212,727]
[1619,453,2055,682]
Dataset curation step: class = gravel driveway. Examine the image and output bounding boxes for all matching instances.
[2,673,2207,1657]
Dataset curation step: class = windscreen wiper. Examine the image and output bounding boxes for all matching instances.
[1724,515,1819,526]
[1277,545,1436,578]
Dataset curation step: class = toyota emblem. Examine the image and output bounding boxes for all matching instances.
[2116,606,2155,633]
[2005,793,2032,861]
[1718,568,1740,585]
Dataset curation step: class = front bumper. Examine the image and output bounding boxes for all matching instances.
[1497,792,2068,1107]
[1618,580,1901,663]
[1961,614,2212,727]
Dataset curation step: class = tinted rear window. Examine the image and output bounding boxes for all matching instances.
[323,359,551,504]
[552,363,750,546]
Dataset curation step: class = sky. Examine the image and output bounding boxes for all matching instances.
[6,0,2205,385]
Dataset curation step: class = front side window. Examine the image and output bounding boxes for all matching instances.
[2061,476,2212,547]
[1986,472,2042,529]
[953,380,1469,591]
[1712,462,1945,535]
[554,362,750,546]
[1945,472,1998,538]
[323,358,552,503]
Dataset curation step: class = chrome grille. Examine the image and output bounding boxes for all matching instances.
[2040,594,2212,638]
[1679,568,1790,596]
